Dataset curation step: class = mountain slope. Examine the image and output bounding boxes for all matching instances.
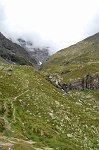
[17,38,50,64]
[42,33,99,85]
[0,57,99,149]
[0,32,37,66]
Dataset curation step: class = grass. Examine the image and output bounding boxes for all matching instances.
[0,61,99,149]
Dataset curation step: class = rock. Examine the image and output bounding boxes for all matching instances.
[61,61,69,66]
[47,73,99,92]
[0,66,4,70]
[59,70,71,75]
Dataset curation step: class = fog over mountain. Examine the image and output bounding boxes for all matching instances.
[0,0,99,54]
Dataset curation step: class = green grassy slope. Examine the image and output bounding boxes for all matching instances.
[42,33,99,83]
[0,59,99,150]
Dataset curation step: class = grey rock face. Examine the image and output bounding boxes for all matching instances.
[47,73,99,92]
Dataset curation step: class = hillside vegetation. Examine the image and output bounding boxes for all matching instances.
[42,33,99,84]
[0,59,99,149]
[0,33,99,150]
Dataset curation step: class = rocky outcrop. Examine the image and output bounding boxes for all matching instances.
[47,73,99,92]
[72,74,98,90]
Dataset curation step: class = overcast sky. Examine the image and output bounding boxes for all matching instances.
[0,0,99,53]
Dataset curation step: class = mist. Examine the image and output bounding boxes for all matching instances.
[0,0,99,54]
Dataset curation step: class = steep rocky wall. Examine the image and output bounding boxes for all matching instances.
[47,73,99,92]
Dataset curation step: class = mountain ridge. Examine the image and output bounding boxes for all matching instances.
[0,32,37,66]
[41,32,99,84]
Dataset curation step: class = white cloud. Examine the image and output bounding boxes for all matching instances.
[0,0,99,53]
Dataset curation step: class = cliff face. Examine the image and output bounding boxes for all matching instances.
[47,73,99,92]
[60,73,99,92]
